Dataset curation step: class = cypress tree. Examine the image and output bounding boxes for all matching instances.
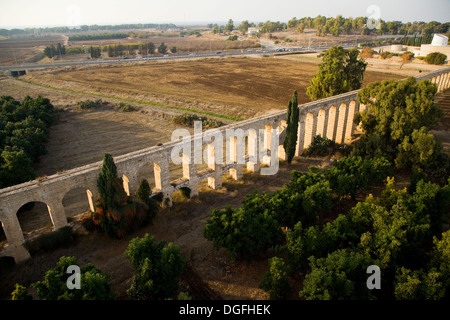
[284,90,299,164]
[96,152,127,211]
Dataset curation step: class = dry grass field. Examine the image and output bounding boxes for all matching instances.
[23,56,405,120]
[0,35,65,65]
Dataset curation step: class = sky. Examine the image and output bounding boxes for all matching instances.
[0,0,449,29]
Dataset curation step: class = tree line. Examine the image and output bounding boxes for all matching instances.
[68,33,128,41]
[43,43,66,58]
[210,16,448,38]
[0,23,178,37]
[0,96,55,188]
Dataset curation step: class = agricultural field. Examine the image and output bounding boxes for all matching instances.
[0,35,66,65]
[22,56,405,120]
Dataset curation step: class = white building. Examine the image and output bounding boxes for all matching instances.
[414,34,450,58]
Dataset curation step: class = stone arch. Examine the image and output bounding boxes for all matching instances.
[276,120,288,161]
[136,162,157,191]
[62,187,95,219]
[169,152,191,185]
[261,124,273,165]
[16,201,55,240]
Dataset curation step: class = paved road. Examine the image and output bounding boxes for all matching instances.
[0,43,357,72]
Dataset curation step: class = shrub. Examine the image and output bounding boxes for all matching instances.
[303,135,337,157]
[136,179,159,223]
[77,99,104,110]
[360,47,375,59]
[24,226,74,255]
[401,51,414,61]
[170,113,223,129]
[425,52,447,65]
[115,102,139,112]
[379,51,393,59]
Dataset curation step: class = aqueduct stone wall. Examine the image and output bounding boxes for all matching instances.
[1,67,449,263]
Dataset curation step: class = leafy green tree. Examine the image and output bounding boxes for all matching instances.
[283,90,299,164]
[238,20,249,35]
[203,201,282,261]
[158,42,168,54]
[32,256,115,300]
[125,234,185,300]
[306,46,367,101]
[224,19,234,33]
[299,249,376,300]
[353,77,447,180]
[394,267,446,300]
[259,257,291,299]
[0,146,35,187]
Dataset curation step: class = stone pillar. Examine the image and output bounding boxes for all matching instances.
[206,144,215,171]
[1,213,31,263]
[443,73,449,91]
[304,112,318,149]
[122,175,130,196]
[87,190,95,212]
[155,156,173,208]
[442,73,449,91]
[247,130,260,172]
[335,103,348,144]
[228,136,243,180]
[344,101,358,143]
[295,114,306,156]
[445,72,450,89]
[317,109,329,139]
[182,154,190,180]
[331,105,340,142]
[46,200,68,230]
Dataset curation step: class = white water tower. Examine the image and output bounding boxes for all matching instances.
[431,34,448,47]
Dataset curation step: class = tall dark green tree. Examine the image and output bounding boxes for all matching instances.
[92,153,149,238]
[158,42,168,54]
[283,90,299,164]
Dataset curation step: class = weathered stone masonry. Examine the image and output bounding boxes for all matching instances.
[1,67,449,263]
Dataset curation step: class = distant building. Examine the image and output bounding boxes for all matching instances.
[248,27,260,37]
[414,34,450,58]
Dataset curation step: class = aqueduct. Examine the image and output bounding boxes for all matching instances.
[1,67,449,263]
